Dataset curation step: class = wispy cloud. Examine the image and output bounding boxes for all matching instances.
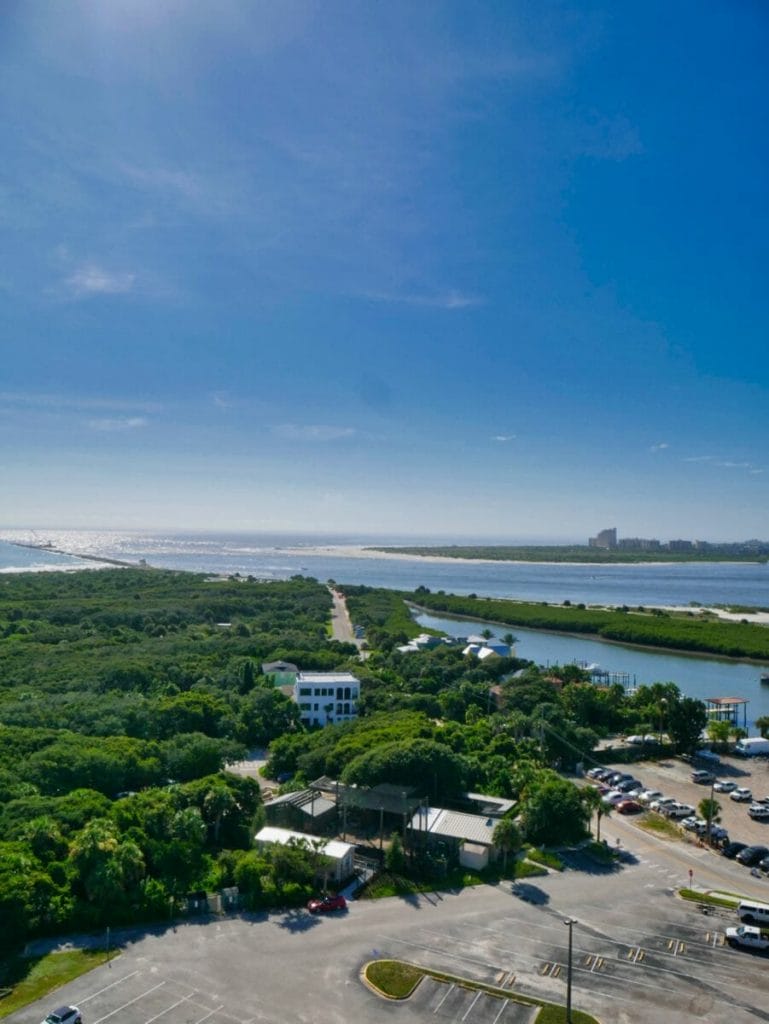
[0,391,160,413]
[684,454,764,474]
[66,263,135,297]
[493,434,516,442]
[650,442,669,452]
[212,391,235,410]
[87,416,149,432]
[271,424,356,442]
[363,289,483,310]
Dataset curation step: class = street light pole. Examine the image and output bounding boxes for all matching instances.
[565,918,575,1024]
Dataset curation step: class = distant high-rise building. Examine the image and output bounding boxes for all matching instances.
[588,527,617,550]
[667,539,693,551]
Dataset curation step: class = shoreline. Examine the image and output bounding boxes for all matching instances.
[279,543,762,569]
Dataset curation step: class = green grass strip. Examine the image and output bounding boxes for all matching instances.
[0,949,118,1017]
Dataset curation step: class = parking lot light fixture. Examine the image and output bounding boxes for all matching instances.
[564,917,576,1023]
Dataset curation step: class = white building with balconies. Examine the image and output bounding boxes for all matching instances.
[293,671,360,727]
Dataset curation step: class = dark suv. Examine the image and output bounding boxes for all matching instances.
[736,845,769,867]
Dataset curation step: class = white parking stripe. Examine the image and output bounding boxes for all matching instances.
[91,981,166,1023]
[194,1006,224,1024]
[145,992,194,1023]
[79,970,139,1003]
[462,990,483,1021]
[492,999,508,1024]
[433,982,455,1013]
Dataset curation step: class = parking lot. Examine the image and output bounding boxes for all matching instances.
[596,751,769,851]
[13,849,769,1024]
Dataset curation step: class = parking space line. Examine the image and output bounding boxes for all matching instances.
[462,990,483,1021]
[625,947,645,963]
[80,970,140,1003]
[194,1005,224,1024]
[145,992,194,1023]
[91,981,166,1024]
[492,999,508,1024]
[434,982,455,1013]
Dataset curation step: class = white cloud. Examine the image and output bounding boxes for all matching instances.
[271,424,356,442]
[683,455,714,463]
[66,264,135,297]
[650,442,669,452]
[87,416,148,432]
[493,434,516,442]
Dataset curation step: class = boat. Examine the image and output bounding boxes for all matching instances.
[761,674,769,686]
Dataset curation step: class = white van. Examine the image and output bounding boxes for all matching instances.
[737,900,769,925]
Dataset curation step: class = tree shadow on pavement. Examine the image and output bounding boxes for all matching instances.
[274,908,322,932]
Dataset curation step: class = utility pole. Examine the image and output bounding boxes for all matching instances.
[565,918,576,1023]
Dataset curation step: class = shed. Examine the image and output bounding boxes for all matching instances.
[254,826,355,883]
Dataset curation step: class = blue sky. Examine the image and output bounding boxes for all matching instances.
[1,1,768,540]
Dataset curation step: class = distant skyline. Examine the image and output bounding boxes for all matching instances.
[2,2,768,541]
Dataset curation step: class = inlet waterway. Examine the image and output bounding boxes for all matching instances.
[414,610,769,731]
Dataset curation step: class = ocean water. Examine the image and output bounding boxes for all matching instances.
[0,529,767,609]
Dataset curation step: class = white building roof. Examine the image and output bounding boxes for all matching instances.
[296,671,360,684]
[408,807,498,846]
[255,826,355,861]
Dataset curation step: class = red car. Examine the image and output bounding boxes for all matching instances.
[617,800,643,814]
[307,894,347,914]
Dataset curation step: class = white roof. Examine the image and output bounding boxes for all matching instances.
[408,807,498,846]
[255,826,355,861]
[296,671,360,684]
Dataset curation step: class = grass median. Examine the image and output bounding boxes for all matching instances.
[364,959,600,1023]
[0,948,118,1018]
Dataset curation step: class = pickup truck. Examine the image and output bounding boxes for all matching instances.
[725,925,769,951]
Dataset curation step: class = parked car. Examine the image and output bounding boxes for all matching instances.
[736,845,769,867]
[748,804,769,821]
[307,894,347,914]
[664,803,695,819]
[41,1010,82,1024]
[722,841,748,859]
[616,779,641,793]
[759,855,769,873]
[638,789,663,805]
[691,769,716,784]
[626,735,645,745]
[608,772,634,786]
[714,780,738,793]
[681,816,704,832]
[725,925,769,951]
[617,800,643,814]
[650,797,678,812]
[603,791,628,805]
[586,767,606,779]
[731,788,753,802]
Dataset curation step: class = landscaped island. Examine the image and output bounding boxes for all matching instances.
[368,544,769,563]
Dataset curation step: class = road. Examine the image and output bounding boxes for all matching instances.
[329,587,368,658]
[15,831,769,1024]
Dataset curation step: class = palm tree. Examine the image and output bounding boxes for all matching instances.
[493,817,522,871]
[502,632,518,650]
[481,628,494,640]
[755,716,769,740]
[581,786,609,843]
[698,796,721,838]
